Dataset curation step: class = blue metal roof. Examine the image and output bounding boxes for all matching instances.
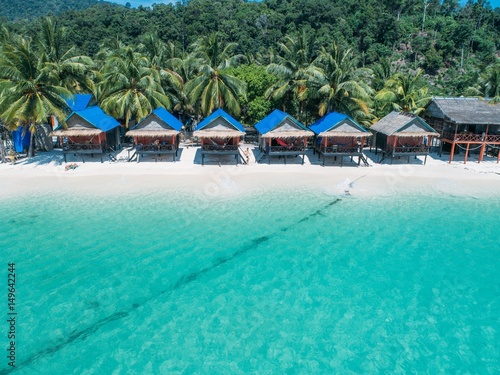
[65,94,93,111]
[254,109,308,134]
[195,108,245,132]
[67,106,120,132]
[132,107,183,131]
[309,112,369,134]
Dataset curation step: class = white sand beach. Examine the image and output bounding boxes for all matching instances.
[1,143,499,199]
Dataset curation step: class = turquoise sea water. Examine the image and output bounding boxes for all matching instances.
[1,188,499,374]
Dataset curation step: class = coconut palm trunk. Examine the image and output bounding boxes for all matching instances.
[28,124,35,157]
[0,134,5,163]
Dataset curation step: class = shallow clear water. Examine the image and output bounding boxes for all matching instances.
[1,189,499,374]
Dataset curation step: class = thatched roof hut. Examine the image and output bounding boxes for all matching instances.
[371,112,438,165]
[309,112,371,166]
[52,105,120,163]
[254,110,313,164]
[425,97,500,126]
[371,111,438,137]
[424,97,500,163]
[125,108,183,162]
[193,109,245,165]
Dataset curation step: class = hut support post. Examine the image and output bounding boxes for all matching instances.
[268,138,271,164]
[478,125,488,163]
[479,143,486,163]
[449,124,459,164]
[392,136,397,164]
[464,143,469,164]
[303,137,307,165]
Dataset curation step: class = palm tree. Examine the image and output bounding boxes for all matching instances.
[0,37,70,157]
[98,46,172,128]
[138,34,187,117]
[265,31,315,116]
[375,69,430,116]
[38,17,94,92]
[307,42,373,123]
[371,57,399,92]
[185,33,246,117]
[171,55,202,127]
[465,62,500,101]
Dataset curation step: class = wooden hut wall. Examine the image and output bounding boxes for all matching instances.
[389,135,422,148]
[67,132,105,145]
[326,136,358,147]
[134,135,176,146]
[201,136,239,146]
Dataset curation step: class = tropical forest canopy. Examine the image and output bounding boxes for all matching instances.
[0,0,100,21]
[0,0,499,132]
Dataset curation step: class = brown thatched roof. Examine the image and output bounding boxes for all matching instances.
[371,112,438,137]
[318,131,372,138]
[126,129,179,137]
[194,129,245,138]
[317,121,372,138]
[426,97,500,125]
[52,129,103,137]
[260,130,313,138]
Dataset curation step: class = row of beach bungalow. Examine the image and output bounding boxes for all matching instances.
[52,95,500,165]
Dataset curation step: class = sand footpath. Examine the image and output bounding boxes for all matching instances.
[1,143,499,199]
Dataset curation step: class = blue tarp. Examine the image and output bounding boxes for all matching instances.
[64,94,93,111]
[66,106,120,132]
[254,109,307,135]
[132,107,183,131]
[309,112,369,134]
[195,108,245,132]
[12,126,30,152]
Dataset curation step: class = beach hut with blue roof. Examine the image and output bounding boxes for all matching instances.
[254,109,313,164]
[53,105,120,163]
[126,107,183,162]
[193,108,246,165]
[50,94,95,130]
[309,112,371,166]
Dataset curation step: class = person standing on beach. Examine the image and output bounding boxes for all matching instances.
[244,148,250,164]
